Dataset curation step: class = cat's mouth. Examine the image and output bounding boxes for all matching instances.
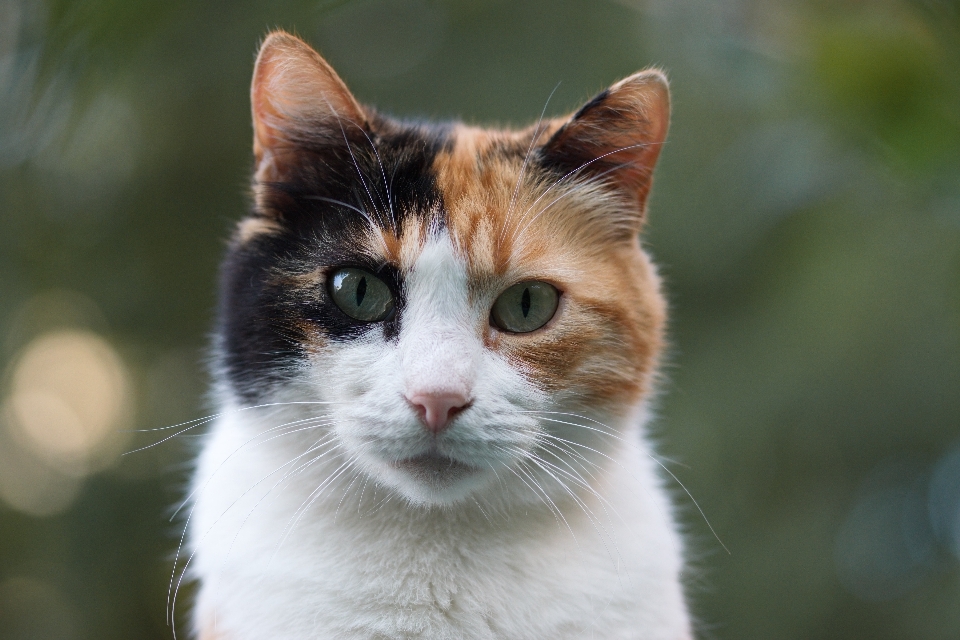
[392,451,479,485]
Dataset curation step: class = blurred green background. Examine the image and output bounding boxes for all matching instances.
[1,0,959,638]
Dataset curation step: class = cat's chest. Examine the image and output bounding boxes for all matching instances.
[249,497,590,603]
[192,417,689,640]
[211,524,623,640]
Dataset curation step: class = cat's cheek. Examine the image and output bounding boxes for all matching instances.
[316,335,393,394]
[498,337,595,399]
[497,290,654,407]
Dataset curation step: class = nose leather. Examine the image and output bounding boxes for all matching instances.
[406,392,470,434]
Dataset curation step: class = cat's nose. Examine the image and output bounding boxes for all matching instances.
[406,392,470,434]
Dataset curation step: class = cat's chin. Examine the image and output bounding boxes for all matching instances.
[378,451,488,506]
[393,451,475,478]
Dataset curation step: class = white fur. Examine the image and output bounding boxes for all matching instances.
[188,232,692,639]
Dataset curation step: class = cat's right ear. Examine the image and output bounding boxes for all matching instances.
[251,30,367,183]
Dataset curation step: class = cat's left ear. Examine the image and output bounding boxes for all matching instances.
[540,70,670,220]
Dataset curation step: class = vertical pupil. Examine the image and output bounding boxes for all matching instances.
[521,287,531,318]
[356,276,367,307]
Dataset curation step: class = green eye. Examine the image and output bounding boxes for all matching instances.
[491,281,560,333]
[329,267,395,322]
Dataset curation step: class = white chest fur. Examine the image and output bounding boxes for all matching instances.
[188,408,691,640]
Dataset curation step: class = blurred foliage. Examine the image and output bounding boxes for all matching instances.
[813,16,958,170]
[1,0,959,638]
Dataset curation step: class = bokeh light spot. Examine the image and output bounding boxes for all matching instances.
[5,329,133,473]
[0,424,80,517]
[834,464,937,602]
[929,442,960,560]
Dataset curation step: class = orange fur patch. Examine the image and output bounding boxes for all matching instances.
[433,125,666,407]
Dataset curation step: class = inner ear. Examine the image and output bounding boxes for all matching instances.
[538,70,670,219]
[251,30,368,183]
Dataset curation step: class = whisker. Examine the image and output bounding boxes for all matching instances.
[515,458,580,548]
[171,415,337,521]
[206,436,344,623]
[499,81,561,250]
[528,410,691,470]
[530,443,629,533]
[167,432,340,632]
[356,125,397,230]
[359,488,394,518]
[302,195,382,231]
[519,447,627,578]
[169,419,337,616]
[332,114,389,232]
[130,401,344,433]
[534,418,730,555]
[511,164,632,246]
[334,466,364,523]
[472,497,494,526]
[356,475,371,516]
[272,455,360,560]
[166,414,338,608]
[125,401,343,454]
[494,448,577,544]
[524,410,624,434]
[313,95,391,250]
[486,459,507,493]
[495,458,554,523]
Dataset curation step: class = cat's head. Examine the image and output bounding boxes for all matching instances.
[215,31,669,506]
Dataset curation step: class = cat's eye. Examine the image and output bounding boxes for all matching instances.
[490,281,560,334]
[329,267,395,323]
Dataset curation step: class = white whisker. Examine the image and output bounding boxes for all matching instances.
[520,448,627,583]
[168,431,340,633]
[499,81,562,250]
[534,415,729,554]
[271,455,360,560]
[125,401,342,454]
[172,415,337,520]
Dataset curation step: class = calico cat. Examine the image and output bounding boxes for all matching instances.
[187,30,692,640]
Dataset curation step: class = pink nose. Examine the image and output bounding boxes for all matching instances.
[406,392,470,434]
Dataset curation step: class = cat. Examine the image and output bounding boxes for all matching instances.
[186,29,693,640]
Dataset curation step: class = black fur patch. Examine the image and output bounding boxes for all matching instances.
[217,114,450,401]
[572,88,609,121]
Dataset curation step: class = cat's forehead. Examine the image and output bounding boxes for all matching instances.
[374,122,620,281]
[244,114,637,286]
[432,125,548,275]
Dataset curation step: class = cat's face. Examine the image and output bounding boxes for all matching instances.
[216,32,669,506]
